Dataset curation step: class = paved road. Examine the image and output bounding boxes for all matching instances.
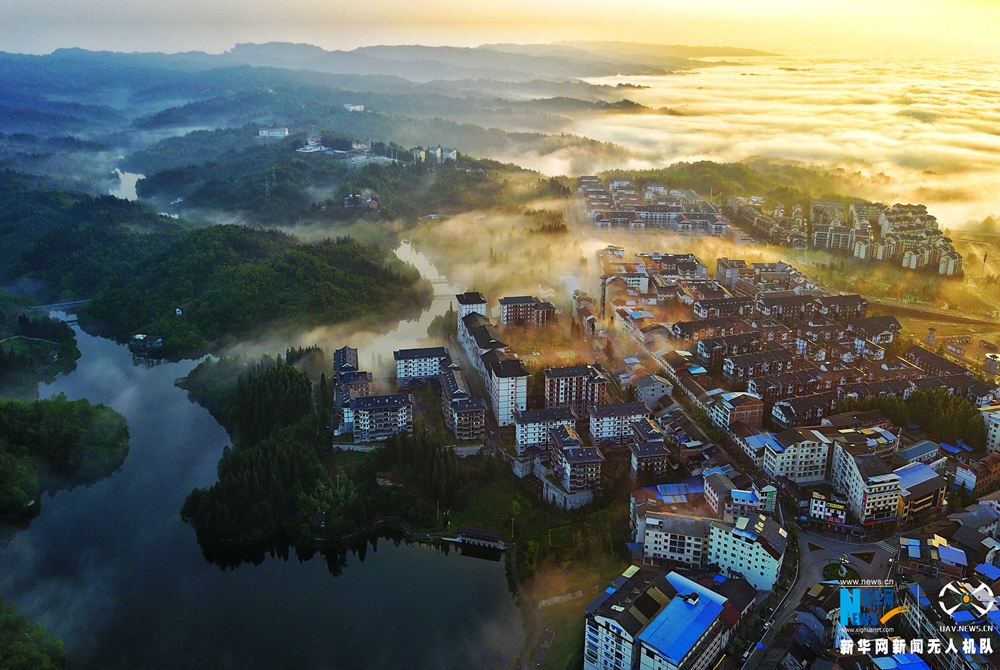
[740,524,897,669]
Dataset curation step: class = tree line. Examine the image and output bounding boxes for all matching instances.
[833,388,987,452]
[0,394,129,522]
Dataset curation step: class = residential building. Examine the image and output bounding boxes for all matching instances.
[336,370,372,399]
[635,572,734,670]
[895,440,941,466]
[629,441,675,483]
[809,491,848,527]
[708,392,764,430]
[342,394,414,443]
[455,291,488,319]
[708,514,788,590]
[640,512,712,567]
[590,402,652,446]
[487,355,530,426]
[895,462,947,523]
[583,567,672,670]
[545,365,611,415]
[771,392,839,428]
[981,405,1000,453]
[498,295,556,327]
[333,345,359,372]
[763,428,832,485]
[956,453,1000,497]
[830,442,901,526]
[513,407,577,454]
[704,472,737,521]
[634,374,674,408]
[722,347,797,384]
[394,347,450,386]
[545,425,604,509]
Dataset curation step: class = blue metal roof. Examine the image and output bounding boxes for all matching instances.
[873,654,931,670]
[896,440,938,460]
[938,545,968,566]
[939,442,960,454]
[895,462,940,491]
[638,593,723,665]
[976,563,1000,580]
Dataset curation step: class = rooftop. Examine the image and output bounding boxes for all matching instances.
[514,407,577,423]
[637,572,727,667]
[590,402,650,419]
[393,346,449,361]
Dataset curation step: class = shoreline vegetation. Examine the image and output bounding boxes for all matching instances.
[0,394,130,525]
[0,172,434,356]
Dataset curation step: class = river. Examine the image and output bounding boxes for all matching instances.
[0,246,524,669]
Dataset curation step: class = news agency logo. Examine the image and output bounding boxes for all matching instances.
[938,580,997,619]
[841,587,895,628]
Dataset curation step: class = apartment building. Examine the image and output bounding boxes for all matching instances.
[544,364,611,415]
[513,407,577,454]
[394,347,450,385]
[809,491,847,527]
[708,392,764,429]
[455,291,488,319]
[708,514,788,591]
[590,402,652,446]
[830,442,901,526]
[763,427,832,485]
[343,394,414,443]
[956,453,1000,497]
[487,354,530,426]
[546,425,604,509]
[498,295,556,327]
[640,512,712,567]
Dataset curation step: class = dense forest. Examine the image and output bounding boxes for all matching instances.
[833,388,988,452]
[0,174,432,353]
[179,352,629,580]
[0,394,130,522]
[0,598,66,670]
[130,126,567,225]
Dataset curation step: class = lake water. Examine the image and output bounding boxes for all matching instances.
[0,249,522,669]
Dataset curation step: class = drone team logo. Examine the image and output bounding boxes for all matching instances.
[938,580,997,619]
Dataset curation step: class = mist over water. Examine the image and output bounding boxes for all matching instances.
[562,56,1000,227]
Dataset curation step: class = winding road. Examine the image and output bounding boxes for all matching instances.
[740,524,898,669]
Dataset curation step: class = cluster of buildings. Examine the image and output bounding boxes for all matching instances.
[578,177,728,235]
[729,197,963,276]
[330,346,414,443]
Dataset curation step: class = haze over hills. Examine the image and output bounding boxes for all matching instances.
[42,40,773,82]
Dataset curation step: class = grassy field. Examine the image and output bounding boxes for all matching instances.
[529,552,630,670]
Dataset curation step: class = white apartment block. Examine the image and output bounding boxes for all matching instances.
[589,402,651,445]
[982,405,1000,453]
[641,512,711,567]
[763,427,831,484]
[393,347,449,385]
[455,291,488,320]
[708,515,787,591]
[513,407,577,454]
[488,358,529,426]
[831,443,901,526]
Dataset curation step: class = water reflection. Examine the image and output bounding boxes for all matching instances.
[0,274,521,670]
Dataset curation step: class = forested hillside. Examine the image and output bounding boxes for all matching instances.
[0,394,130,522]
[0,174,431,353]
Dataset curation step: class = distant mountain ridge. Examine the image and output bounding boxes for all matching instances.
[42,40,775,83]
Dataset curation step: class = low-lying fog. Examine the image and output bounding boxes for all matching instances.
[509,55,1000,228]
